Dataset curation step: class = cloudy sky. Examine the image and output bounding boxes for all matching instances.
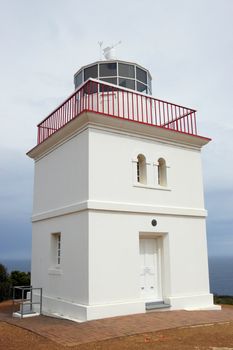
[0,0,232,260]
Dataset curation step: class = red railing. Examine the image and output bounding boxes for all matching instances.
[37,79,197,144]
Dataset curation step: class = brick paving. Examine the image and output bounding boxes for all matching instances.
[1,301,233,346]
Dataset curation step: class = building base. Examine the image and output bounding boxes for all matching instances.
[164,293,221,311]
[34,294,145,322]
[33,293,220,322]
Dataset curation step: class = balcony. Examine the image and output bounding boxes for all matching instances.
[37,79,199,145]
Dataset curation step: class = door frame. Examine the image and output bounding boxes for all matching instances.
[139,232,167,302]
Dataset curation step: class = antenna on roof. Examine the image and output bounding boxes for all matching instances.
[98,41,103,60]
[103,41,122,60]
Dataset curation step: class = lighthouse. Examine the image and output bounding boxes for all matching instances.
[27,49,218,322]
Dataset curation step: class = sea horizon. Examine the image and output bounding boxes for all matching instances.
[1,255,233,296]
[1,258,31,274]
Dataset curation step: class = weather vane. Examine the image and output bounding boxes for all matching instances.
[98,41,122,60]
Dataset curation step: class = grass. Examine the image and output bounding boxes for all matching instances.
[214,295,233,305]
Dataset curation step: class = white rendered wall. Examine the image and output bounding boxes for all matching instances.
[88,211,212,308]
[88,128,205,210]
[31,210,212,321]
[31,211,89,319]
[33,129,88,215]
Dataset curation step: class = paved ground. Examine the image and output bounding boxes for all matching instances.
[1,301,233,347]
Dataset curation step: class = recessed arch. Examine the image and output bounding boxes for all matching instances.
[137,154,147,184]
[158,158,167,186]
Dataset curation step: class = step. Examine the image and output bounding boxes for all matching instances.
[146,301,171,310]
[13,311,40,318]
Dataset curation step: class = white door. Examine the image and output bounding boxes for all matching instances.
[140,238,162,300]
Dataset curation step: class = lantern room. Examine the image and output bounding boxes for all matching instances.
[74,60,152,95]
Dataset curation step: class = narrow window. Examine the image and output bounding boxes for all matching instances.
[137,154,147,184]
[158,158,167,186]
[51,233,61,266]
[137,160,140,182]
[57,234,61,265]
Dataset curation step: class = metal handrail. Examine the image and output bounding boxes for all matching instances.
[12,286,42,318]
[37,79,198,144]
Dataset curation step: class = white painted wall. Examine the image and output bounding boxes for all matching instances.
[33,129,88,215]
[31,211,89,306]
[88,211,211,306]
[88,128,205,209]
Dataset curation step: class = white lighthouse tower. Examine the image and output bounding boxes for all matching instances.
[27,52,217,322]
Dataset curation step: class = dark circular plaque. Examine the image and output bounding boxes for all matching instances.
[151,219,157,227]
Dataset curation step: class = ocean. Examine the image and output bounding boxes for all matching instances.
[1,259,31,274]
[1,256,233,296]
[208,256,233,296]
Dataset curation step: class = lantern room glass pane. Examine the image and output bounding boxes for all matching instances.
[137,81,147,93]
[136,67,147,84]
[99,63,117,77]
[74,71,83,88]
[119,78,135,90]
[100,77,117,85]
[84,65,98,80]
[99,77,118,92]
[118,63,135,78]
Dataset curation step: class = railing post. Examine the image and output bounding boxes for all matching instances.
[117,88,120,117]
[12,287,15,317]
[91,81,94,111]
[30,285,32,312]
[107,85,110,115]
[87,80,90,111]
[194,112,197,135]
[112,86,115,116]
[40,288,42,315]
[136,93,139,121]
[140,95,143,122]
[21,287,24,319]
[158,101,162,126]
[122,90,125,118]
[175,106,178,131]
[97,81,99,112]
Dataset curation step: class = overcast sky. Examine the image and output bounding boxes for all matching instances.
[0,0,232,260]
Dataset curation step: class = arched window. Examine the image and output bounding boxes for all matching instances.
[137,154,147,184]
[158,158,167,186]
